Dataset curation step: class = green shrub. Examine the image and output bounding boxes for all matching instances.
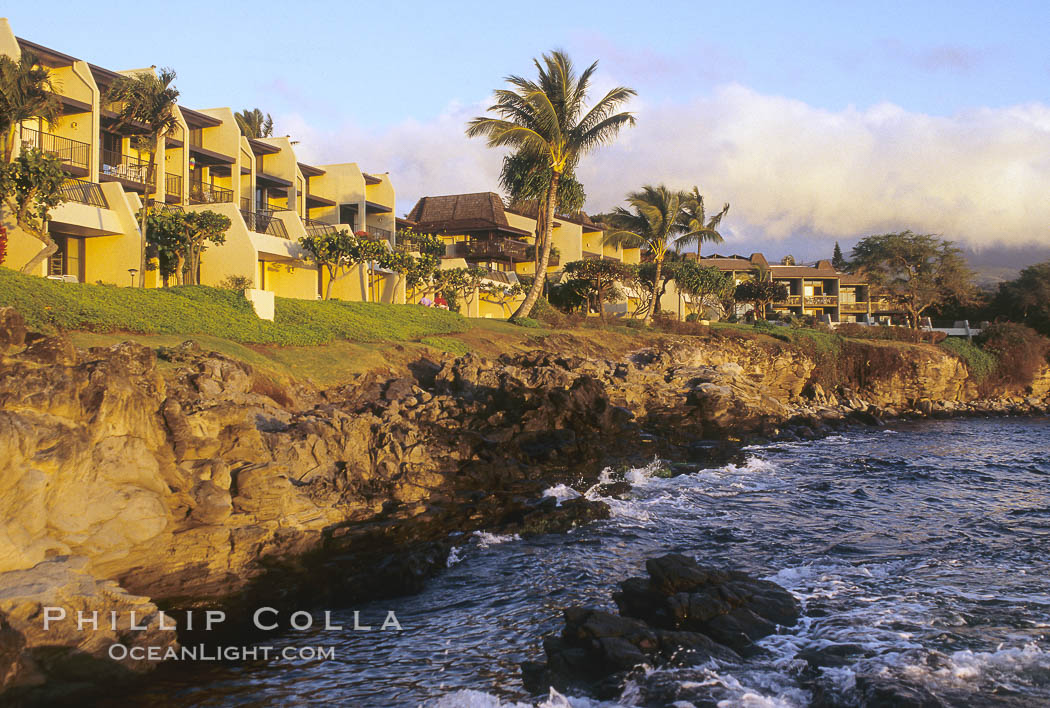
[940,338,997,383]
[530,298,568,327]
[0,266,469,345]
[510,317,542,329]
[976,322,1050,394]
[684,313,700,323]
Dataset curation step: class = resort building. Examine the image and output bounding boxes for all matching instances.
[404,192,641,318]
[693,253,906,324]
[0,18,400,310]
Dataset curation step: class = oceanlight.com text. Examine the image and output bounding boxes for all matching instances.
[108,643,337,662]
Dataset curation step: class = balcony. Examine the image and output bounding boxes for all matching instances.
[59,178,107,208]
[804,295,839,307]
[240,209,289,239]
[100,148,152,188]
[775,294,803,306]
[449,237,531,262]
[841,302,869,313]
[20,126,90,174]
[165,173,183,202]
[303,217,337,237]
[188,182,234,205]
[366,225,393,242]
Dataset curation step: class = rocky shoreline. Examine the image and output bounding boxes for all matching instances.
[0,307,1047,701]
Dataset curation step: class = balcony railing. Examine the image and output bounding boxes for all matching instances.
[366,225,393,242]
[303,217,337,237]
[20,126,90,170]
[775,294,803,306]
[59,178,107,208]
[450,237,530,261]
[188,182,234,205]
[841,302,869,313]
[804,295,839,307]
[100,148,152,185]
[165,173,183,201]
[240,209,288,239]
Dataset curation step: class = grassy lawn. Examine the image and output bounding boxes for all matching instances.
[0,267,468,346]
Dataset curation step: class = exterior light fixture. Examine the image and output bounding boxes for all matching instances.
[128,268,138,286]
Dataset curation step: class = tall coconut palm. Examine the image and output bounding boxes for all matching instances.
[467,50,635,320]
[0,51,60,163]
[499,150,585,273]
[105,68,179,287]
[603,185,701,324]
[234,108,274,139]
[674,186,729,256]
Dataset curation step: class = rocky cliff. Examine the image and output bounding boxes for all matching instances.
[0,308,1046,699]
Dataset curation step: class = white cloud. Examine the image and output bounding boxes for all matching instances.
[283,84,1050,250]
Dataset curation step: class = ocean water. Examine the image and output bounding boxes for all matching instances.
[117,417,1050,707]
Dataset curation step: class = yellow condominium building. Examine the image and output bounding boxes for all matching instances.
[0,18,400,309]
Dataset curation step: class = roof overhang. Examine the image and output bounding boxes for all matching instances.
[16,38,77,68]
[257,172,293,188]
[298,162,325,177]
[180,107,223,128]
[53,94,92,114]
[249,139,281,155]
[365,200,392,214]
[306,193,337,207]
[189,144,235,165]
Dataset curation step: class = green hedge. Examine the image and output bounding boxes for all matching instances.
[0,267,468,345]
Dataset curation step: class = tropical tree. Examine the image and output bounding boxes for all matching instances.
[467,50,635,320]
[991,261,1050,337]
[500,150,585,274]
[353,231,393,301]
[674,186,729,256]
[850,231,974,328]
[0,52,60,164]
[104,68,180,287]
[562,258,635,322]
[735,276,787,321]
[396,230,445,300]
[676,263,734,318]
[631,255,686,318]
[602,185,699,324]
[234,108,274,139]
[0,149,65,273]
[145,208,230,285]
[299,228,358,300]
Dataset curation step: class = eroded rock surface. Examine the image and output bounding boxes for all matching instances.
[522,553,800,698]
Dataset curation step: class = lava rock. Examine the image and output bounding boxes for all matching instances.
[523,553,798,698]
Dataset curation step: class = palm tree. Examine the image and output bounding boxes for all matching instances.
[603,185,702,324]
[499,150,585,273]
[234,108,274,139]
[674,186,729,257]
[105,68,179,287]
[0,51,60,163]
[467,50,635,320]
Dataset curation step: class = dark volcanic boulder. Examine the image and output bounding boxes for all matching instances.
[523,553,800,698]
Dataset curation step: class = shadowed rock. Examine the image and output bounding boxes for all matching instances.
[523,553,800,698]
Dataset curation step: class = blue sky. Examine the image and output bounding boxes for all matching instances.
[8,1,1050,267]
